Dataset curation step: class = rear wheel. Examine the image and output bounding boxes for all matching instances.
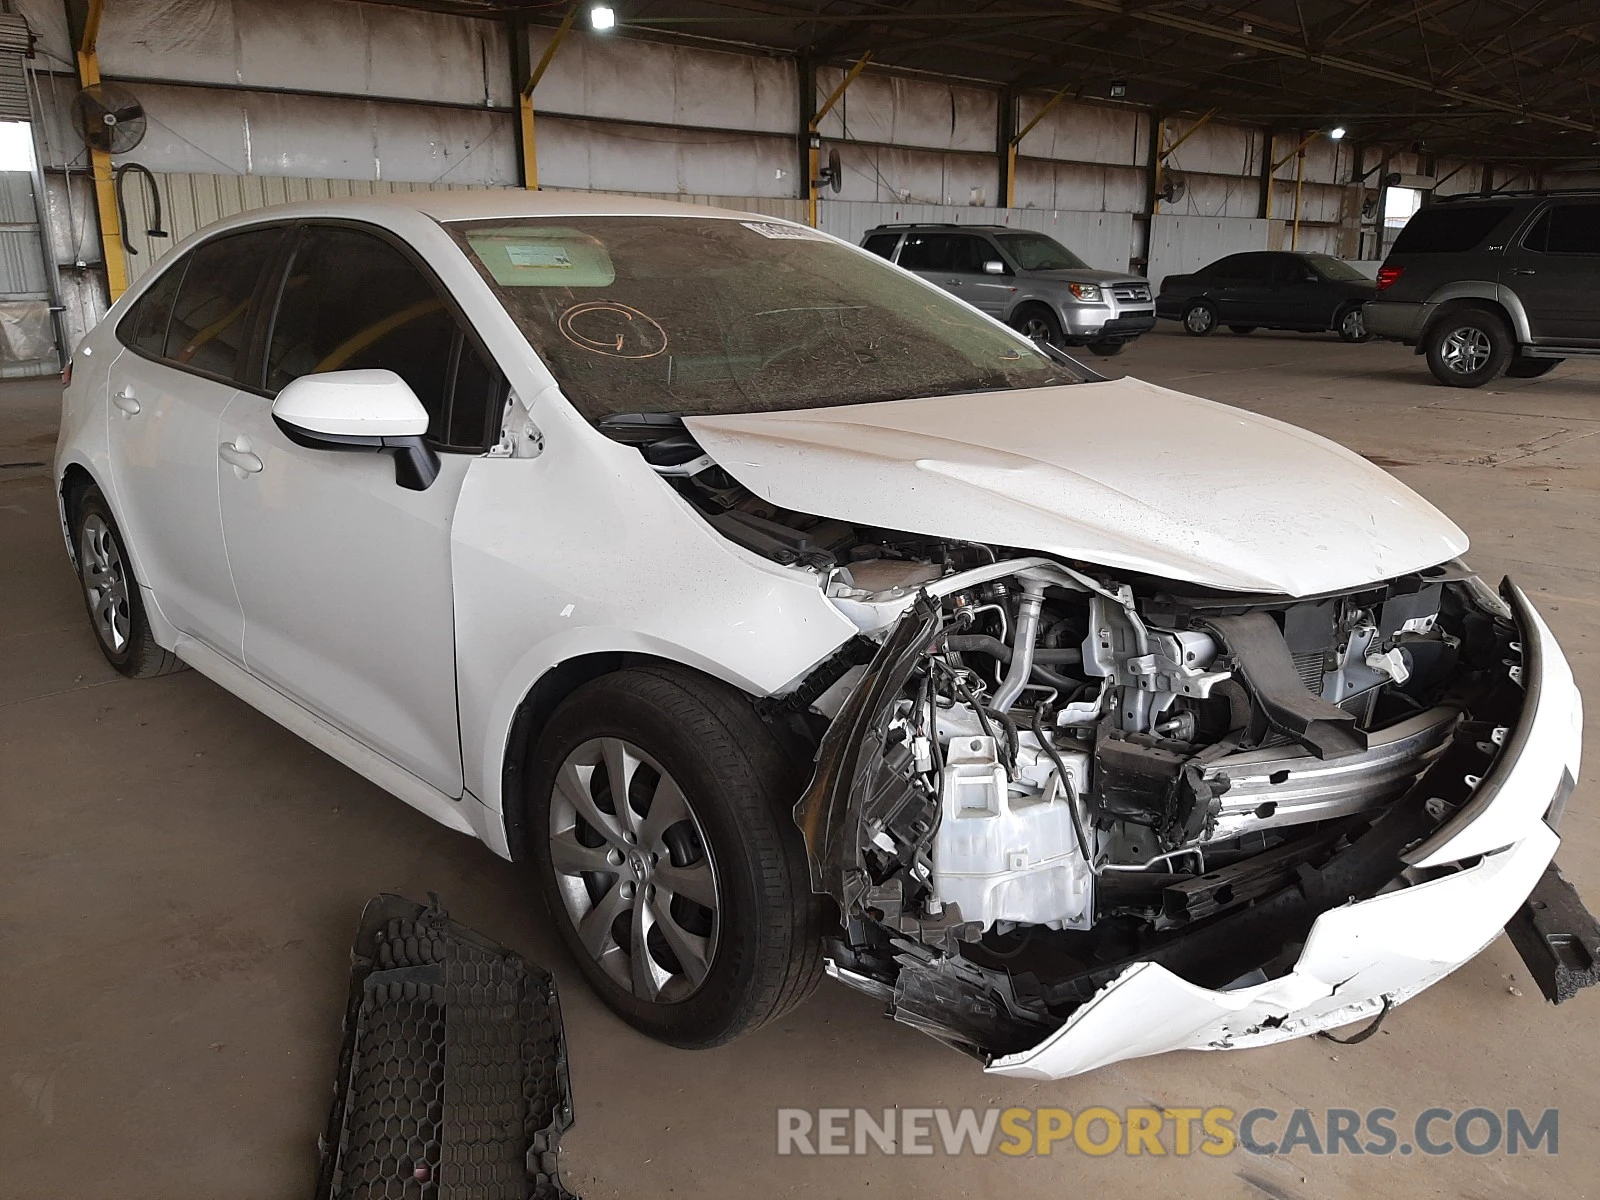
[1424,306,1512,387]
[525,664,823,1048]
[1182,300,1217,336]
[1010,305,1063,348]
[1505,357,1562,379]
[1337,306,1370,342]
[1086,340,1126,357]
[71,485,183,678]
[1227,325,1257,335]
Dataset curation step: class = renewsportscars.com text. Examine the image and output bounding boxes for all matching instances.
[776,1105,1558,1158]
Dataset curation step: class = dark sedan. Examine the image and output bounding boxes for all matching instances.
[1156,250,1376,341]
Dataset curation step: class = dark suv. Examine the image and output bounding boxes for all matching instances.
[1364,190,1600,387]
[861,223,1154,356]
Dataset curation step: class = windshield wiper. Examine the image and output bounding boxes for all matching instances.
[596,411,686,443]
[1035,341,1106,382]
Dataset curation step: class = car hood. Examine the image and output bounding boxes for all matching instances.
[683,378,1468,597]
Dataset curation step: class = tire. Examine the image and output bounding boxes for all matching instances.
[1424,306,1513,388]
[1227,325,1257,335]
[1337,305,1370,343]
[70,485,184,678]
[525,664,824,1048]
[1505,357,1562,379]
[1086,340,1126,357]
[1182,300,1217,336]
[1009,304,1063,348]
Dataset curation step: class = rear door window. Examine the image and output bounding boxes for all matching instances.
[116,261,185,359]
[1389,205,1514,254]
[1230,254,1275,283]
[1522,203,1600,255]
[163,228,283,383]
[1208,254,1250,281]
[861,233,900,260]
[896,233,953,272]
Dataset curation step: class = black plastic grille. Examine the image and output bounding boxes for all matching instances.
[316,896,575,1200]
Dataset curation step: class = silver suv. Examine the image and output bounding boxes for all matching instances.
[861,224,1155,357]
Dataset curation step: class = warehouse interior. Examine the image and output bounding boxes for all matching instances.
[2,1,1597,1197]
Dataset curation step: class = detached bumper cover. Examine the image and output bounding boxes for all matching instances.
[988,580,1585,1080]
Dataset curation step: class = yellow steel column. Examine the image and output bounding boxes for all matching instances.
[1005,85,1070,209]
[521,7,577,190]
[75,0,128,300]
[808,52,870,228]
[1292,136,1306,249]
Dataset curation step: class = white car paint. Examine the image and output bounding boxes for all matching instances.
[271,368,431,436]
[53,190,1580,1079]
[686,378,1469,598]
[991,820,1562,1079]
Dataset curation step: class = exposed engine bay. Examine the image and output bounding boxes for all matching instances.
[607,413,1538,1063]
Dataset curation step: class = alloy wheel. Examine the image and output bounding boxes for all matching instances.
[1440,325,1491,374]
[1341,308,1365,339]
[1020,316,1052,341]
[549,737,720,1003]
[79,513,130,654]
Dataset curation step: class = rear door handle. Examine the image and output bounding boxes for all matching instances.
[219,439,263,475]
[1509,268,1537,275]
[112,387,140,416]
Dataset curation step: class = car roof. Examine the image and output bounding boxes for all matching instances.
[181,188,795,238]
[864,224,1013,233]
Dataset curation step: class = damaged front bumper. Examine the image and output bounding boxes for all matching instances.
[805,577,1588,1079]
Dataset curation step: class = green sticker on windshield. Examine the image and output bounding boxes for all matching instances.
[465,226,616,287]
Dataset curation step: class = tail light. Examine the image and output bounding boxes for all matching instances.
[60,356,71,386]
[1375,265,1404,292]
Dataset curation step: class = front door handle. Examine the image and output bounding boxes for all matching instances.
[219,439,264,476]
[1509,268,1537,275]
[112,387,140,416]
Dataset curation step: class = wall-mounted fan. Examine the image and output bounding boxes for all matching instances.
[1158,173,1187,204]
[71,82,146,155]
[815,146,843,193]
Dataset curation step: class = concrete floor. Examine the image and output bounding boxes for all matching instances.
[3,326,1596,1199]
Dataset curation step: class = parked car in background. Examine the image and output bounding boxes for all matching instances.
[1363,190,1600,387]
[861,223,1154,356]
[1157,250,1375,341]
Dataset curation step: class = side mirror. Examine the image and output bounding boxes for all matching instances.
[982,260,1006,275]
[271,369,440,491]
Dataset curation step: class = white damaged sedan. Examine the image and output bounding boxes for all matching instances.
[56,193,1589,1076]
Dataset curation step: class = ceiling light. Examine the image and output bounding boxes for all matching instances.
[589,5,616,31]
[1328,126,1347,140]
[1109,80,1127,99]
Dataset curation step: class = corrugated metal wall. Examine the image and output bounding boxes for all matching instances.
[0,169,58,377]
[18,0,1487,355]
[117,172,494,283]
[114,173,1140,284]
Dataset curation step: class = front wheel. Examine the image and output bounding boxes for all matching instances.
[71,485,183,678]
[1424,306,1512,387]
[1182,300,1217,336]
[1337,306,1370,342]
[1009,305,1063,348]
[1505,357,1562,379]
[1086,340,1126,357]
[525,665,823,1048]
